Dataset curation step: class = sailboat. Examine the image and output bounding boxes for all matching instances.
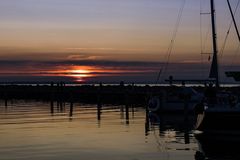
[148,0,240,113]
[195,0,240,140]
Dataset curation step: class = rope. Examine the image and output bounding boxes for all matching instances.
[158,0,186,83]
[219,0,240,58]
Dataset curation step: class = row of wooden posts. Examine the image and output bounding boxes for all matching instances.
[2,88,135,124]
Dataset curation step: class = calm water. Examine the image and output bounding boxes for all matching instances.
[0,100,228,160]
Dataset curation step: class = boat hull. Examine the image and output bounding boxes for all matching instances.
[194,108,240,159]
[195,132,240,160]
[148,97,200,113]
[195,108,240,134]
[148,87,203,113]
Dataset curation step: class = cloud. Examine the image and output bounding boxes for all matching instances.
[67,54,102,60]
[65,47,144,52]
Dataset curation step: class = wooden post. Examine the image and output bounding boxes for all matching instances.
[183,94,190,144]
[125,88,129,125]
[125,104,129,125]
[97,104,101,121]
[4,92,8,107]
[145,104,149,136]
[4,98,8,107]
[50,82,54,115]
[97,82,102,107]
[60,101,63,112]
[69,101,73,117]
[50,100,54,115]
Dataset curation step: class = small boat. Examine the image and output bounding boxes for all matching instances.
[148,86,203,112]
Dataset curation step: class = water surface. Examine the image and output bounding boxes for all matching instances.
[0,100,198,160]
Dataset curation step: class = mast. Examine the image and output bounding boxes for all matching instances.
[209,0,219,88]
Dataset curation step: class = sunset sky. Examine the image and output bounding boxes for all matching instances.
[0,0,239,83]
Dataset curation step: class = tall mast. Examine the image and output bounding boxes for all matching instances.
[209,0,219,88]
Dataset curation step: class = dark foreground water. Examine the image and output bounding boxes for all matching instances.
[0,100,236,160]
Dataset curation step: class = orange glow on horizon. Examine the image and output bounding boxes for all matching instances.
[43,65,156,82]
[0,64,157,83]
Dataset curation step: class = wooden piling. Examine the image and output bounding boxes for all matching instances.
[97,104,101,121]
[183,93,190,144]
[4,98,8,107]
[50,101,54,114]
[69,102,73,117]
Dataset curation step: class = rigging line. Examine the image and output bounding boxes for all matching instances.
[155,69,162,84]
[200,0,203,76]
[231,43,240,69]
[227,0,240,42]
[219,0,240,58]
[202,22,211,56]
[159,0,186,83]
[230,0,240,69]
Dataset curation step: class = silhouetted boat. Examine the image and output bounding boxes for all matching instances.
[195,133,240,160]
[148,86,203,112]
[195,0,240,140]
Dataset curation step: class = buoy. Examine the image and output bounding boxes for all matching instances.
[148,96,160,112]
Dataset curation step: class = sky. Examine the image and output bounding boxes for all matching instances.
[0,0,239,83]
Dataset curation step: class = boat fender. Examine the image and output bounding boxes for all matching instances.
[148,97,160,112]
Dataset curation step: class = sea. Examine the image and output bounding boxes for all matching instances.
[0,100,239,160]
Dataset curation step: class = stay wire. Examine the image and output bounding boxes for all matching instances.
[231,43,240,69]
[158,0,186,84]
[219,0,240,59]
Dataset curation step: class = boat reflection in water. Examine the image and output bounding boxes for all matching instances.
[148,110,240,160]
[146,111,196,148]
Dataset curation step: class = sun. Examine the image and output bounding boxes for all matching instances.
[66,66,94,82]
[70,69,90,76]
[47,65,125,82]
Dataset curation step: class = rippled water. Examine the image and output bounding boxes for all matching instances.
[0,100,199,160]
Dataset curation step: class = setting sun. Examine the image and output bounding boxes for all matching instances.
[65,66,93,82]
